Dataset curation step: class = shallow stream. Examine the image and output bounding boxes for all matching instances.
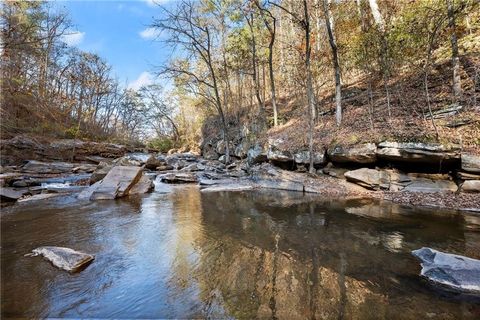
[2,184,480,319]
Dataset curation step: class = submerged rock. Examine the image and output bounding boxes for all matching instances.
[30,246,94,273]
[412,247,480,293]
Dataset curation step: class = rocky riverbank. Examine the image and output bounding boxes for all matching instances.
[1,136,479,212]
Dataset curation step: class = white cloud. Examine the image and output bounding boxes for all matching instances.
[139,27,163,40]
[62,31,85,46]
[128,72,153,91]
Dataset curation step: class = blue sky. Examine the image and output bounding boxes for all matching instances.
[56,0,173,90]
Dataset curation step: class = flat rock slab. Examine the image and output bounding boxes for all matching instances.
[31,246,94,273]
[91,166,142,200]
[0,187,26,201]
[160,172,198,183]
[22,160,75,174]
[201,184,254,192]
[412,247,480,293]
[18,193,63,202]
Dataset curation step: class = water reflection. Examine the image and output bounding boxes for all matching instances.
[1,185,479,319]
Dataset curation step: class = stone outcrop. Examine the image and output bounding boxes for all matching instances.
[293,150,326,166]
[328,143,377,164]
[376,141,461,164]
[30,246,94,273]
[412,247,480,293]
[461,154,480,173]
[1,135,128,165]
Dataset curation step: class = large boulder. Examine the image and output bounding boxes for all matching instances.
[128,174,155,194]
[461,154,480,173]
[327,143,377,164]
[461,180,480,193]
[90,166,143,200]
[376,141,461,164]
[344,168,390,190]
[30,246,94,273]
[293,150,326,166]
[412,247,480,293]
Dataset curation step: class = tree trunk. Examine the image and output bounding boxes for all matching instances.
[323,0,342,126]
[304,0,317,174]
[447,0,462,103]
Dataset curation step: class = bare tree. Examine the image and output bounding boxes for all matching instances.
[256,0,279,127]
[152,0,231,163]
[271,0,317,173]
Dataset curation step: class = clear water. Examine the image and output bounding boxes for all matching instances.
[2,184,480,319]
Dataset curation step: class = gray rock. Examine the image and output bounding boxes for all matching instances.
[0,187,26,201]
[22,160,75,174]
[402,178,457,193]
[293,150,326,165]
[90,166,143,200]
[18,193,63,202]
[376,141,460,164]
[30,246,94,273]
[344,168,390,190]
[234,140,250,159]
[216,140,234,155]
[201,184,254,192]
[89,162,113,184]
[412,247,480,293]
[461,180,480,193]
[328,143,377,164]
[160,172,197,183]
[267,149,293,162]
[461,154,480,173]
[457,171,480,180]
[128,174,155,195]
[247,144,268,165]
